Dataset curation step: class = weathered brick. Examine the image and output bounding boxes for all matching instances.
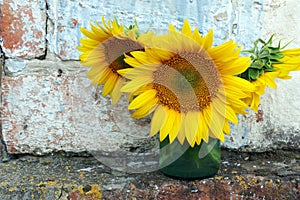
[0,0,46,59]
[0,0,300,156]
[1,72,299,157]
[1,73,152,155]
[261,0,300,45]
[46,0,262,60]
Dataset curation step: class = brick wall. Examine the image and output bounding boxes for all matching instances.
[0,0,299,155]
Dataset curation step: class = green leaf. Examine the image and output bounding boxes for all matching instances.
[238,34,293,82]
[258,69,265,75]
[250,60,264,69]
[238,70,250,81]
[269,53,284,60]
[249,68,260,80]
[265,61,274,70]
[258,49,270,58]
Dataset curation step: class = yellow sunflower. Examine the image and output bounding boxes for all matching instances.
[119,19,254,147]
[78,16,153,104]
[240,36,300,112]
[273,48,300,77]
[243,71,279,112]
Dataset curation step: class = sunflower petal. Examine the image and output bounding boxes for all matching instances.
[184,111,199,146]
[168,111,181,143]
[150,106,167,137]
[160,109,176,141]
[176,113,186,145]
[102,73,118,97]
[129,89,157,110]
[111,78,125,105]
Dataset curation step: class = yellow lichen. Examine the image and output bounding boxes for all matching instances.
[77,186,85,195]
[235,175,248,189]
[65,166,70,171]
[69,184,102,200]
[36,180,60,187]
[214,176,223,180]
[29,176,34,182]
[0,180,9,187]
[276,179,281,183]
[86,184,102,199]
[268,179,273,184]
[45,160,51,164]
[8,186,17,192]
[79,171,85,180]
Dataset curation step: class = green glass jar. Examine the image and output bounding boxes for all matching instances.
[159,137,221,179]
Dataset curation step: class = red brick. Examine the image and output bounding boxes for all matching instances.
[1,73,150,155]
[0,0,46,58]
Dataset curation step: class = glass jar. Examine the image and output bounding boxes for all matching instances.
[159,137,221,179]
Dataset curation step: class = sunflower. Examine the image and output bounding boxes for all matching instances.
[243,71,279,112]
[240,36,300,112]
[119,19,254,147]
[78,16,152,104]
[273,48,300,77]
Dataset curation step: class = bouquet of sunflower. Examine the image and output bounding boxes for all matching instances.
[78,17,300,179]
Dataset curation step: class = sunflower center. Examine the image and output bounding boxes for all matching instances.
[103,37,144,73]
[153,51,221,113]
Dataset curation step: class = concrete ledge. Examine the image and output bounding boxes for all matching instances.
[0,149,299,199]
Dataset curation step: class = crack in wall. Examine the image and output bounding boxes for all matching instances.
[44,0,66,62]
[34,0,50,61]
[0,0,50,160]
[0,4,7,160]
[0,45,8,161]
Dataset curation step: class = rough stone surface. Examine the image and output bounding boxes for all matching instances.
[0,1,299,199]
[0,0,299,154]
[45,0,263,60]
[0,0,46,59]
[0,150,299,199]
[261,0,300,46]
[222,0,300,151]
[1,72,156,155]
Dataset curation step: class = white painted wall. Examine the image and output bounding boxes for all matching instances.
[1,0,299,155]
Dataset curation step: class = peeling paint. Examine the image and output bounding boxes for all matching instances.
[0,0,46,58]
[0,0,300,155]
[45,0,264,60]
[1,74,153,154]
